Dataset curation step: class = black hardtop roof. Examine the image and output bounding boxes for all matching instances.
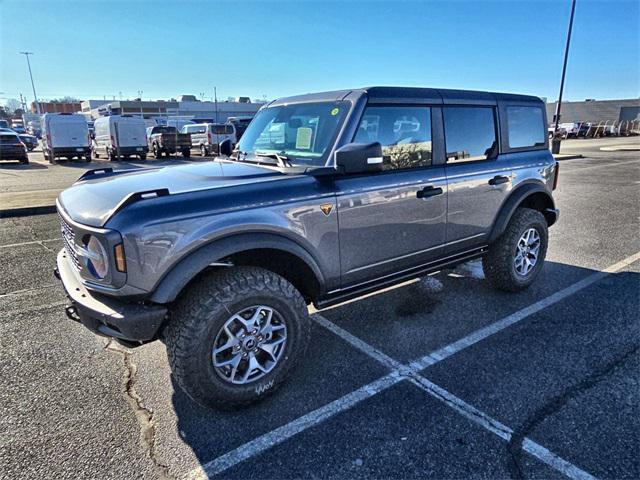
[268,86,543,106]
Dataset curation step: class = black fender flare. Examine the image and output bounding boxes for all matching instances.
[488,183,556,243]
[149,232,326,304]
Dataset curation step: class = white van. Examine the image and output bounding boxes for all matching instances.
[93,115,148,161]
[181,123,236,156]
[42,113,91,162]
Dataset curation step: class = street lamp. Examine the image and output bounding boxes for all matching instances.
[19,52,40,115]
[552,0,577,154]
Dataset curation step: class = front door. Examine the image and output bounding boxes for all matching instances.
[335,104,447,286]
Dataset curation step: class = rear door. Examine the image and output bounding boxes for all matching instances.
[50,118,89,148]
[335,104,447,286]
[442,103,511,252]
[115,119,146,147]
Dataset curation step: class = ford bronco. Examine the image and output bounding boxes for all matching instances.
[54,87,559,409]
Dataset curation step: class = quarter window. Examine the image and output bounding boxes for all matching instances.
[444,107,497,162]
[507,106,545,149]
[354,106,432,170]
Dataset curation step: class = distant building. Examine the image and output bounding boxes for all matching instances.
[546,98,640,124]
[31,101,81,114]
[81,97,265,122]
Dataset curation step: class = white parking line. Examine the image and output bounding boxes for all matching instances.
[411,250,640,370]
[0,238,59,249]
[186,372,404,480]
[187,251,639,479]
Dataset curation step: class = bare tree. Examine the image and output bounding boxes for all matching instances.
[4,98,21,114]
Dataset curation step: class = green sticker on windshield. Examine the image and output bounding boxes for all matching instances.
[330,108,340,116]
[296,127,313,150]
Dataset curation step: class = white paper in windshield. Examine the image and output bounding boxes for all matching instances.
[296,127,312,149]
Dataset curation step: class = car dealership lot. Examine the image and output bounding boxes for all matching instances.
[1,145,639,479]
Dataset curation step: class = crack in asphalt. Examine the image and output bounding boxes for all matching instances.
[105,340,174,479]
[506,345,640,479]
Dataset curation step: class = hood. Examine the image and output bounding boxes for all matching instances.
[58,160,286,227]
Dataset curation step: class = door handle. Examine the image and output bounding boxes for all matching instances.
[416,186,444,199]
[488,175,510,186]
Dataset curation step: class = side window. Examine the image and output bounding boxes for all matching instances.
[507,106,545,149]
[354,106,432,170]
[444,107,497,162]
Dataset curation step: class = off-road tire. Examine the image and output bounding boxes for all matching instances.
[139,153,147,161]
[153,144,161,159]
[20,156,29,165]
[482,207,548,292]
[164,267,311,409]
[200,144,208,157]
[182,148,191,158]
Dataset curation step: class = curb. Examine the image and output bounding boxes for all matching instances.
[553,154,584,161]
[0,205,57,219]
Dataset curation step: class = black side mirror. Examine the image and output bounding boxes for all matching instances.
[335,142,384,174]
[219,138,233,157]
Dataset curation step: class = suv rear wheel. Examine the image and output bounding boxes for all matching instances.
[164,266,310,409]
[483,207,548,292]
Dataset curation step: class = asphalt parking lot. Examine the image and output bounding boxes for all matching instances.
[1,141,639,479]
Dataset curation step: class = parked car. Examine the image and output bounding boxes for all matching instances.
[0,130,29,164]
[182,122,236,156]
[558,122,580,138]
[146,125,192,158]
[226,116,253,141]
[93,115,148,161]
[548,125,567,139]
[19,133,38,151]
[54,86,558,410]
[42,113,91,162]
[0,120,9,129]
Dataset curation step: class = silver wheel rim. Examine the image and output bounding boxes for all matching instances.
[212,305,287,385]
[514,227,541,276]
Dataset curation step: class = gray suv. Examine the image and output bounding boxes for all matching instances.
[54,87,559,409]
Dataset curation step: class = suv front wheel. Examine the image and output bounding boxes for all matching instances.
[483,207,548,292]
[164,266,311,409]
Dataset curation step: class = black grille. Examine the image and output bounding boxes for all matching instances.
[58,213,81,271]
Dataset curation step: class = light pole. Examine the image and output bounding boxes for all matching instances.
[19,52,40,115]
[552,0,577,154]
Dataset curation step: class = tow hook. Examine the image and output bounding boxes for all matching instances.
[53,268,60,280]
[65,305,81,322]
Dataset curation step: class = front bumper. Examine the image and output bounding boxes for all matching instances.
[55,249,167,345]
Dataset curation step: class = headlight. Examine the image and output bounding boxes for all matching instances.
[85,235,109,279]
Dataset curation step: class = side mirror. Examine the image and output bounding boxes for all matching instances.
[335,142,384,174]
[219,138,233,157]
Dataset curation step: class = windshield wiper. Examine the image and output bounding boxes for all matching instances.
[255,151,293,168]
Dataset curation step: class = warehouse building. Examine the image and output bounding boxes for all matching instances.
[545,98,640,124]
[80,97,264,122]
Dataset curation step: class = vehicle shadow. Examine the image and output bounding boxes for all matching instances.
[0,161,48,170]
[169,260,639,476]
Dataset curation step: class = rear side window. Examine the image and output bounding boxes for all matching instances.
[507,106,545,149]
[444,107,497,162]
[354,105,432,170]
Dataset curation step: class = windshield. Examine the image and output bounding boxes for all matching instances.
[237,101,349,167]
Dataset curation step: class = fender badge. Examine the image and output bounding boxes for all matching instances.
[320,203,333,216]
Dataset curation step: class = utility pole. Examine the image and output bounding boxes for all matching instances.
[214,87,218,123]
[19,52,40,114]
[552,0,577,154]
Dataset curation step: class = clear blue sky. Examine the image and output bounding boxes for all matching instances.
[1,0,638,105]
